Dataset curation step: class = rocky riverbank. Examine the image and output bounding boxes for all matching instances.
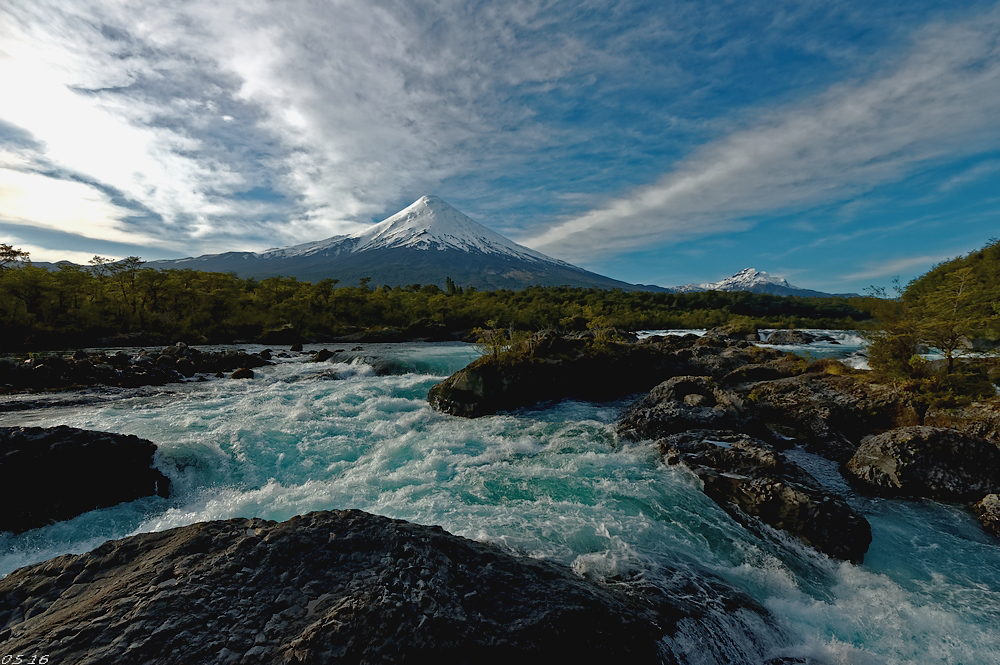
[0,509,781,665]
[428,328,1000,554]
[0,343,274,394]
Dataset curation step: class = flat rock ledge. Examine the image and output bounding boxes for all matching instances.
[0,426,170,534]
[659,431,871,563]
[846,426,1000,500]
[0,510,776,665]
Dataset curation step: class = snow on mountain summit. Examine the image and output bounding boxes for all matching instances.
[350,195,562,263]
[709,267,791,290]
[259,195,568,265]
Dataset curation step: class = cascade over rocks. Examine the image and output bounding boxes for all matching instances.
[0,509,776,665]
[846,426,1000,500]
[0,426,170,533]
[659,431,871,562]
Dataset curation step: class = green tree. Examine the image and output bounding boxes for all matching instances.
[0,244,30,273]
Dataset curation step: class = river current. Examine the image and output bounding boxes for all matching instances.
[2,333,999,664]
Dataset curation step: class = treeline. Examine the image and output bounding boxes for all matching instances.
[868,238,1000,378]
[0,248,873,350]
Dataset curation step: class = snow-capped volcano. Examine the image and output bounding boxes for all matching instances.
[670,267,850,298]
[147,196,631,290]
[674,268,791,293]
[352,195,565,261]
[259,195,567,264]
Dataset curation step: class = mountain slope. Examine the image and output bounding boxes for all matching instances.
[147,196,637,290]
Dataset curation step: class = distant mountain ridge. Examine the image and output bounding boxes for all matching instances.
[667,267,855,298]
[145,196,638,291]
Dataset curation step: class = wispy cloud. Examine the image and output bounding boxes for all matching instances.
[0,0,600,254]
[525,9,1000,261]
[841,253,958,281]
[938,159,1000,191]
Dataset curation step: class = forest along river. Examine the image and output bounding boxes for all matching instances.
[3,333,1000,664]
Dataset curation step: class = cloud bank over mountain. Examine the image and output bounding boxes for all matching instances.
[2,0,998,291]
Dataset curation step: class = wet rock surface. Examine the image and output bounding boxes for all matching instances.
[846,426,1000,500]
[659,431,871,562]
[0,509,773,665]
[0,426,170,534]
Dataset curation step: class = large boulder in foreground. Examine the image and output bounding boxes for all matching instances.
[0,426,170,533]
[846,426,1000,500]
[0,510,768,664]
[660,431,872,563]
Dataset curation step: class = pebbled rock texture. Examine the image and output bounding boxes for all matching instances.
[846,426,1000,500]
[0,510,773,665]
[659,431,871,562]
[0,426,170,533]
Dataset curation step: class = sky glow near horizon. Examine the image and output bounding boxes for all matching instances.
[1,0,999,292]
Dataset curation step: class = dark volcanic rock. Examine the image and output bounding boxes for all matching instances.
[924,399,1000,442]
[0,509,765,664]
[429,333,699,418]
[0,426,170,533]
[974,494,1000,537]
[0,348,273,393]
[618,377,756,441]
[312,348,335,362]
[231,368,255,379]
[744,373,920,462]
[428,332,802,419]
[659,431,871,562]
[846,426,1000,500]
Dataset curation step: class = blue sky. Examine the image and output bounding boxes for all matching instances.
[1,0,999,293]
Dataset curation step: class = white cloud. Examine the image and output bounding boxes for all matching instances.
[0,167,164,247]
[524,10,1000,261]
[0,0,593,252]
[4,240,115,265]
